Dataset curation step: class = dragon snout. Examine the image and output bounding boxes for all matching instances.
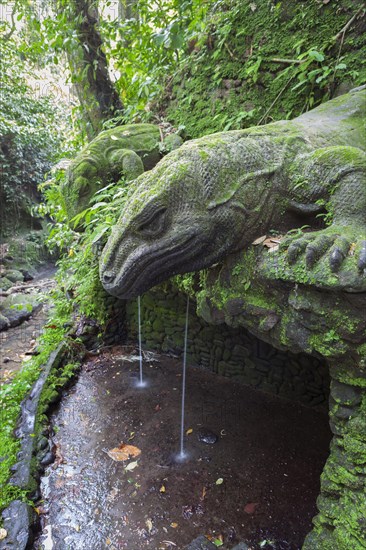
[102,270,116,285]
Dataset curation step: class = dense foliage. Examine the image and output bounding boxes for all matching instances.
[1,0,365,529]
[0,36,65,236]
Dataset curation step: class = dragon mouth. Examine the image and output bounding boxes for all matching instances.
[102,227,204,299]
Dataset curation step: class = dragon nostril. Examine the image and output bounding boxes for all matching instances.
[103,271,116,284]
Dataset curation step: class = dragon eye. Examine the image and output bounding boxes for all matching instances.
[138,207,167,236]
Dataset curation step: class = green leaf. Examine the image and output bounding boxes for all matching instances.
[308,50,324,62]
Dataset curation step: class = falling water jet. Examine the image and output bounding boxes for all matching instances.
[177,295,190,461]
[135,295,147,388]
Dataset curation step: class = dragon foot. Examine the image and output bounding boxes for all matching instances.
[281,228,366,274]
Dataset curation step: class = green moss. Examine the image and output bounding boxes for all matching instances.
[0,315,69,513]
[309,330,347,358]
[160,0,366,139]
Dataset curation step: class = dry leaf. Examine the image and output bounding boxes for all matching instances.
[0,529,7,541]
[170,522,178,528]
[106,537,112,546]
[201,486,207,500]
[125,460,139,471]
[186,428,193,435]
[252,235,267,245]
[107,443,141,462]
[160,484,166,493]
[215,478,224,485]
[263,238,280,249]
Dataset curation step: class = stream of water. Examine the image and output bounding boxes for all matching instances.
[137,295,145,387]
[179,295,190,460]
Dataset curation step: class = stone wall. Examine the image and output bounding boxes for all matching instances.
[124,285,330,408]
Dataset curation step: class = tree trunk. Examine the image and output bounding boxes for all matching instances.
[64,0,123,139]
[118,0,138,22]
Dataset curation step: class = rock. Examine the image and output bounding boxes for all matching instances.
[331,380,362,407]
[0,294,42,328]
[5,269,24,283]
[197,428,218,445]
[40,451,55,466]
[3,357,10,363]
[185,535,217,549]
[0,277,13,291]
[0,500,35,550]
[19,269,33,282]
[0,313,10,331]
[163,133,184,153]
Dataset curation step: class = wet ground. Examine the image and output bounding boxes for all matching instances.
[0,266,56,381]
[38,347,332,550]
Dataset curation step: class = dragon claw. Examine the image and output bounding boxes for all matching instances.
[287,238,310,264]
[329,237,350,272]
[305,235,335,269]
[284,230,366,277]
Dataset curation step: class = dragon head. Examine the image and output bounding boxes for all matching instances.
[99,134,262,299]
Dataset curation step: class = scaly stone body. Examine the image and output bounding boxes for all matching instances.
[100,87,366,298]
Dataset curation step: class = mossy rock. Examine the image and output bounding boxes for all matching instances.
[5,269,24,283]
[0,294,41,328]
[0,277,13,291]
[0,312,10,331]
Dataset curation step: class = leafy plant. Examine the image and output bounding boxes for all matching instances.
[40,170,129,322]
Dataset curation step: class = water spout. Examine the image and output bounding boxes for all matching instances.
[135,295,147,388]
[179,296,190,460]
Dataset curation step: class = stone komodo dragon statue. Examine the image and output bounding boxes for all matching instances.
[61,123,182,222]
[100,86,366,299]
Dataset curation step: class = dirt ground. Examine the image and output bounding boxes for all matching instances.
[38,346,332,550]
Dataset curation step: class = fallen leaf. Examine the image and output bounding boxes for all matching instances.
[107,443,141,462]
[155,404,161,412]
[215,478,224,485]
[146,518,153,533]
[170,522,178,528]
[106,537,112,546]
[110,135,119,140]
[323,0,330,4]
[263,238,280,249]
[125,460,139,471]
[0,529,7,541]
[186,428,193,435]
[213,535,224,547]
[252,235,267,245]
[160,484,166,493]
[201,486,207,500]
[244,502,259,514]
